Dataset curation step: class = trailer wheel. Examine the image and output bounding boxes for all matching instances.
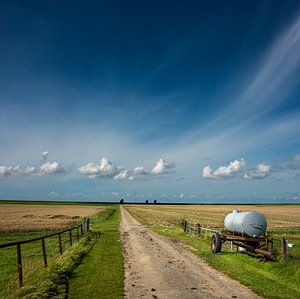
[211,233,222,253]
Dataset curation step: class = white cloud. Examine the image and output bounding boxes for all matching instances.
[151,158,176,174]
[202,159,245,179]
[114,170,133,181]
[23,166,38,174]
[244,163,271,180]
[41,151,49,160]
[40,161,64,175]
[0,151,65,178]
[0,161,64,178]
[202,166,214,179]
[78,157,122,179]
[0,166,19,177]
[79,157,176,180]
[133,166,147,176]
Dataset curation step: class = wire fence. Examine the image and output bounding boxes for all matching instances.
[0,218,89,288]
[180,219,300,260]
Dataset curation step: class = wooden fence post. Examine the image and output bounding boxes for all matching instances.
[282,238,287,257]
[184,220,187,232]
[77,227,80,242]
[87,218,90,231]
[16,243,23,288]
[196,223,201,236]
[80,223,83,235]
[69,230,72,246]
[58,233,63,255]
[83,217,86,232]
[41,238,47,268]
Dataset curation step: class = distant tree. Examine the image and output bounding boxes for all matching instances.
[145,200,148,204]
[154,199,157,204]
[120,199,124,204]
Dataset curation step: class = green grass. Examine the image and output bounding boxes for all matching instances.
[1,206,124,298]
[16,234,96,298]
[153,226,300,299]
[67,206,124,299]
[0,230,80,298]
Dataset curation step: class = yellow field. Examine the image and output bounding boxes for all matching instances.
[0,204,104,233]
[126,204,300,231]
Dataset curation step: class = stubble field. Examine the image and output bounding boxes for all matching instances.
[0,203,104,233]
[0,202,105,298]
[126,204,300,231]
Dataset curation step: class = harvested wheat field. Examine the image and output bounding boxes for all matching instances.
[0,203,104,233]
[126,204,300,231]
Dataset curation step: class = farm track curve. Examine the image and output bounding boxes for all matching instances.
[120,206,261,299]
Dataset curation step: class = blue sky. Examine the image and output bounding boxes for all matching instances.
[0,0,300,202]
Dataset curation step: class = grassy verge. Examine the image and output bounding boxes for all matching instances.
[0,230,80,298]
[67,206,124,299]
[16,234,96,298]
[153,226,300,299]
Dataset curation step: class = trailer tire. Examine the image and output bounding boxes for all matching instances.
[211,233,222,253]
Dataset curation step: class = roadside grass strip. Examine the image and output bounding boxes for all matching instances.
[68,207,124,299]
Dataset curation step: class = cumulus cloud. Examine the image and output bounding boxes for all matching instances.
[202,166,215,179]
[133,166,147,176]
[0,165,21,177]
[78,157,122,179]
[202,159,245,179]
[151,158,176,175]
[0,152,65,178]
[79,157,176,180]
[114,170,133,180]
[244,163,272,180]
[0,162,64,178]
[40,161,65,175]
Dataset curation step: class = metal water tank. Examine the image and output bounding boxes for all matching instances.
[224,210,267,237]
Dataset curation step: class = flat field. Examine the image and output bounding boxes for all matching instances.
[0,202,105,298]
[0,203,103,233]
[125,204,300,299]
[126,204,300,231]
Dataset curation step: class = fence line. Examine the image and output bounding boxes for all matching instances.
[0,217,90,288]
[181,219,300,259]
[180,219,220,237]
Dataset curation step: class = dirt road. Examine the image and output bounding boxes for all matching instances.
[120,206,261,299]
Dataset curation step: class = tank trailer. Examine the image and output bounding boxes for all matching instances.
[211,210,273,259]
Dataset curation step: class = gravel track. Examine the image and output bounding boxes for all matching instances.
[120,206,261,299]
